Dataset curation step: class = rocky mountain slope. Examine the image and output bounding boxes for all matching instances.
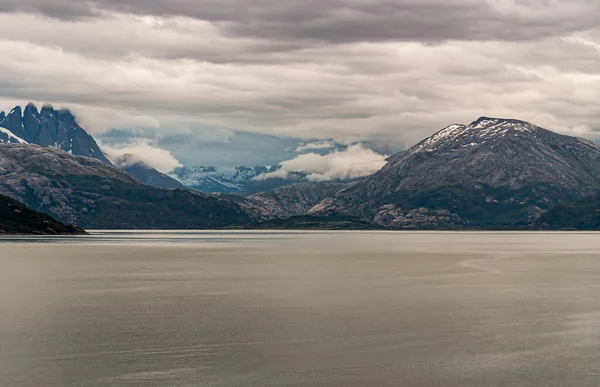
[246,182,348,219]
[311,117,600,229]
[114,154,185,190]
[0,104,111,164]
[0,194,86,235]
[0,144,255,229]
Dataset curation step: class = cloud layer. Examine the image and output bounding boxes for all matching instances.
[0,0,599,165]
[258,144,388,182]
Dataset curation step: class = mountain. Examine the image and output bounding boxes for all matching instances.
[173,165,298,194]
[0,104,111,164]
[535,195,600,230]
[113,154,185,190]
[0,194,86,235]
[310,117,600,229]
[0,143,255,229]
[246,182,349,219]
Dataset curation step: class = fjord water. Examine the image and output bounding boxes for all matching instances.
[2,232,600,387]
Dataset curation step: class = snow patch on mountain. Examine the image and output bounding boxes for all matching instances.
[172,165,276,193]
[0,127,27,144]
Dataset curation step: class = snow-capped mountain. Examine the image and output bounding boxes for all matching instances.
[0,103,111,164]
[172,165,284,194]
[310,117,600,229]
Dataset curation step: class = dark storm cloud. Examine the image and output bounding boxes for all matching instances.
[1,0,599,43]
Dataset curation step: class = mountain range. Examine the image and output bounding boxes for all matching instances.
[0,104,342,194]
[172,165,306,195]
[1,103,600,231]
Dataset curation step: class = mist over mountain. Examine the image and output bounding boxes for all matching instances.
[113,154,185,190]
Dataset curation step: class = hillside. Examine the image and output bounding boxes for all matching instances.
[0,144,255,229]
[0,194,86,235]
[310,118,600,229]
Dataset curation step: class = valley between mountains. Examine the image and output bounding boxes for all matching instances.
[2,103,600,232]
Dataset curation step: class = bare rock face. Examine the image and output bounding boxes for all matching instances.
[0,144,254,229]
[311,118,600,229]
[371,205,465,230]
[0,104,111,164]
[245,182,348,219]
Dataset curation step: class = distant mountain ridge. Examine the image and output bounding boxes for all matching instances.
[173,165,300,194]
[0,104,111,164]
[309,117,600,229]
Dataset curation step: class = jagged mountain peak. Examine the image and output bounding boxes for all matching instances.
[7,105,22,118]
[0,103,111,164]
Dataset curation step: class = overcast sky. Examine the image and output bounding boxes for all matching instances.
[1,0,599,170]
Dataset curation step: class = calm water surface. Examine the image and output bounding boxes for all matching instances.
[2,231,600,386]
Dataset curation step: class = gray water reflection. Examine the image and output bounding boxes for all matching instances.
[1,232,600,386]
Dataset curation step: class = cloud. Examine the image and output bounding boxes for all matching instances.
[1,1,599,43]
[0,0,599,166]
[257,144,388,182]
[296,141,336,152]
[100,139,183,173]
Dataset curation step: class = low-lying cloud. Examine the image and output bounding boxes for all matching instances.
[257,144,388,182]
[296,141,336,152]
[101,139,183,173]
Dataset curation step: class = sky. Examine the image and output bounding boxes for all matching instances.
[0,1,599,175]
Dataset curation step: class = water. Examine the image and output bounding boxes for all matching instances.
[2,231,600,386]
